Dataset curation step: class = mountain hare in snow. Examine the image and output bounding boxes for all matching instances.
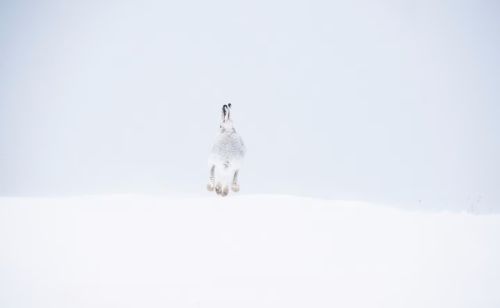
[207,103,246,197]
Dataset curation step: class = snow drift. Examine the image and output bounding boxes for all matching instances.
[0,195,499,308]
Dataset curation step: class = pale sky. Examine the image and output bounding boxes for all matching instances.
[1,0,499,212]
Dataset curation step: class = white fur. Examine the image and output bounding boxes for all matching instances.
[207,105,246,196]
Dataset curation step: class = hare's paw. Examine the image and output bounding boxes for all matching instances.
[221,185,229,197]
[207,178,215,192]
[215,183,222,195]
[231,183,240,192]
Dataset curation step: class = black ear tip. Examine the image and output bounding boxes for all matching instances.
[228,103,232,108]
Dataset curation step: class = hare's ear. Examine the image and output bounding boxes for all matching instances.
[222,104,228,121]
[226,103,231,120]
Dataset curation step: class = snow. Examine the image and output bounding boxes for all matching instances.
[1,194,499,308]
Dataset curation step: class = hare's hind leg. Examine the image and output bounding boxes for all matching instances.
[221,185,229,197]
[207,165,215,192]
[231,170,240,192]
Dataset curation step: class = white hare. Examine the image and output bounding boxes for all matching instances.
[207,104,246,196]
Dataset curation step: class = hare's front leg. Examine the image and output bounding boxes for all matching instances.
[231,170,240,192]
[215,182,226,196]
[207,165,215,191]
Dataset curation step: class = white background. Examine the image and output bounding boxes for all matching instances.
[1,0,499,211]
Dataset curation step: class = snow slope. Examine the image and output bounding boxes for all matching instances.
[0,195,499,308]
